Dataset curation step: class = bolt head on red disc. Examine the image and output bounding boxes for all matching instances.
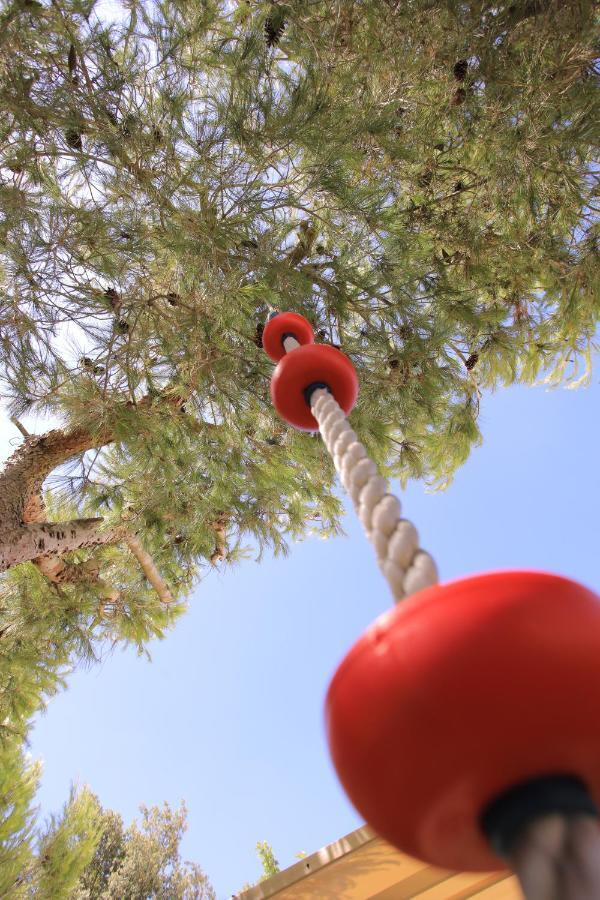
[262,311,314,362]
[326,570,600,872]
[270,343,359,431]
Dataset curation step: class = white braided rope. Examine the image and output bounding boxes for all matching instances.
[278,333,438,600]
[310,387,438,602]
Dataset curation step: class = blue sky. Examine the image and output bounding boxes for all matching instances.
[11,377,599,897]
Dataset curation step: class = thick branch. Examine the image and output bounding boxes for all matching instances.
[2,514,173,604]
[0,519,125,572]
[0,425,114,529]
[13,446,122,594]
[31,555,117,599]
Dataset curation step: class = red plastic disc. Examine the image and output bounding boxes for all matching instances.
[270,343,359,431]
[262,312,314,362]
[326,570,600,872]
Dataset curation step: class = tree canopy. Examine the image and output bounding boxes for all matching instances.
[1,0,597,578]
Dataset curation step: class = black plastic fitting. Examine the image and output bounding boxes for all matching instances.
[303,382,331,408]
[480,774,599,859]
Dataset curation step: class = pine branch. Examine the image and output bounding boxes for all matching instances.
[0,389,210,599]
[10,418,31,438]
[123,534,174,604]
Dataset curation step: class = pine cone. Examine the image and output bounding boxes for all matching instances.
[453,59,468,81]
[452,88,467,106]
[68,44,77,81]
[254,322,265,347]
[265,11,286,47]
[465,352,479,371]
[65,128,83,150]
[116,319,129,333]
[104,287,120,308]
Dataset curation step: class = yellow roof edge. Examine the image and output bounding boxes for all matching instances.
[235,824,376,899]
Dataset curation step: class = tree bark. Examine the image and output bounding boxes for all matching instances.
[0,425,113,531]
[0,519,125,572]
[124,534,174,603]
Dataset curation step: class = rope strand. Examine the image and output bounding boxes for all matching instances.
[310,388,438,601]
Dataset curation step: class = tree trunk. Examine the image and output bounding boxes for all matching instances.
[0,393,206,596]
[0,390,194,532]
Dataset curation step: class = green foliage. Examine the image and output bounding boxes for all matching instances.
[0,771,102,899]
[0,771,215,899]
[0,554,185,742]
[256,840,280,879]
[35,788,103,899]
[0,535,187,895]
[71,799,215,899]
[236,839,281,893]
[0,739,39,896]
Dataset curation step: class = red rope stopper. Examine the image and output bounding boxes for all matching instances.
[262,311,314,362]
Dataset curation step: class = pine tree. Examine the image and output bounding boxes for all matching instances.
[0,767,102,899]
[235,840,280,893]
[0,739,39,897]
[1,0,597,592]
